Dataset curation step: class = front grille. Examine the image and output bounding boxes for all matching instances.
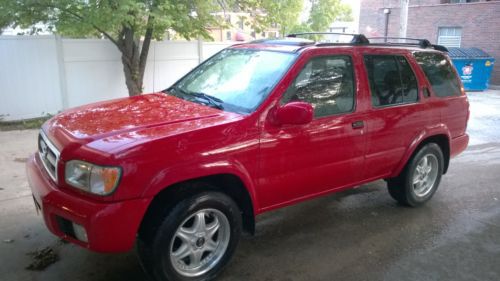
[38,132,60,182]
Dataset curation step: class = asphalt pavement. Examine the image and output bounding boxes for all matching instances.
[0,90,499,281]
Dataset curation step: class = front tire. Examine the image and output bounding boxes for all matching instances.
[387,143,444,207]
[139,191,242,281]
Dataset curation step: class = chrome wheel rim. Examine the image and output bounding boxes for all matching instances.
[412,154,439,197]
[169,208,230,277]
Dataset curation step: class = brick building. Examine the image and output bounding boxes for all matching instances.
[359,0,500,85]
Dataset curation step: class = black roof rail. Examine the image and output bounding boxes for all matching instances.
[249,37,315,47]
[368,37,449,52]
[287,32,370,45]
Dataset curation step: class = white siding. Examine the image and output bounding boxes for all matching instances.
[0,36,231,121]
[0,36,63,120]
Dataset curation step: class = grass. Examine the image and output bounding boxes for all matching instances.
[0,116,52,131]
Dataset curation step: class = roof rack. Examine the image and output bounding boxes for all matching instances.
[287,32,370,45]
[281,33,448,52]
[367,37,449,52]
[249,37,315,47]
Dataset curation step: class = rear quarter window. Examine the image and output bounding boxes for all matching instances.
[413,52,461,97]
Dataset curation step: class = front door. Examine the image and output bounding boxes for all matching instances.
[257,51,366,210]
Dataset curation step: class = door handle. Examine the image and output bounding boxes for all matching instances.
[352,120,364,129]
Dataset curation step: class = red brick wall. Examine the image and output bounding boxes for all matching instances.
[359,0,500,84]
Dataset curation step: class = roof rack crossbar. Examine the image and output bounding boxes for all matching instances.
[287,32,370,45]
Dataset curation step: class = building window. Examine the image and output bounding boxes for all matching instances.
[225,15,231,24]
[441,0,479,3]
[226,31,231,41]
[437,27,462,48]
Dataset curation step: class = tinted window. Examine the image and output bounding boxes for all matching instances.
[364,55,418,107]
[413,52,461,97]
[281,55,355,118]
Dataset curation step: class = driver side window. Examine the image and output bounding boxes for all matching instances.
[280,55,355,118]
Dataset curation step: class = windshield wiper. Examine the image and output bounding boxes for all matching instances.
[168,86,224,110]
[188,91,224,110]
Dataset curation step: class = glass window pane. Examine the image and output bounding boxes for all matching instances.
[364,55,418,107]
[438,27,462,48]
[413,52,461,97]
[281,55,355,118]
[396,56,419,103]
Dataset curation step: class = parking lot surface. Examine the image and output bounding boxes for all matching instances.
[1,90,499,281]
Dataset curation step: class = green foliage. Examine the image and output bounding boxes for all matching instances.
[0,0,240,40]
[289,23,313,34]
[307,0,352,32]
[260,0,303,36]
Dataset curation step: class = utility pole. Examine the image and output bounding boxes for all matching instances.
[383,8,391,41]
[399,0,409,38]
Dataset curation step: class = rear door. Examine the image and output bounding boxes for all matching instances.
[361,51,428,180]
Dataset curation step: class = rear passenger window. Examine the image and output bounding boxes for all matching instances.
[413,52,461,97]
[281,55,355,118]
[364,55,418,107]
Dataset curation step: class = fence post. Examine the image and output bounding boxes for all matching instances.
[197,37,203,64]
[55,35,69,110]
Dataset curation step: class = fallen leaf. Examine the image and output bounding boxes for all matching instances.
[26,247,59,271]
[14,157,28,163]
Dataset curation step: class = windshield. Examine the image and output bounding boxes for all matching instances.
[168,48,297,114]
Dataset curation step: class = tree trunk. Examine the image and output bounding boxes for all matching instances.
[118,24,154,97]
[121,55,142,97]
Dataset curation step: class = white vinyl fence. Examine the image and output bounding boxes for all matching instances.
[0,35,231,121]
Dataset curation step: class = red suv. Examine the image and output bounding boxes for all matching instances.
[27,34,469,281]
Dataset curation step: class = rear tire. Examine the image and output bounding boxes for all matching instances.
[138,191,242,281]
[387,143,444,207]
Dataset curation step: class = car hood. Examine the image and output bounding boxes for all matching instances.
[43,93,241,149]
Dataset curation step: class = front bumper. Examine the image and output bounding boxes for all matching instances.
[26,154,151,253]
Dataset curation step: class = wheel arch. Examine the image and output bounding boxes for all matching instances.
[392,132,450,178]
[138,173,256,242]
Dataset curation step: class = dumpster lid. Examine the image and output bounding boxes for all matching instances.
[448,47,493,59]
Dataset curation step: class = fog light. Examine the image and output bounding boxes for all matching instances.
[72,223,88,243]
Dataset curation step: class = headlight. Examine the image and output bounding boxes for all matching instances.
[65,160,121,195]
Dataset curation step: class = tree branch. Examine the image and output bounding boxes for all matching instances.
[31,3,123,51]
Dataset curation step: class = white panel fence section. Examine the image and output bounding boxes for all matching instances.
[0,35,231,121]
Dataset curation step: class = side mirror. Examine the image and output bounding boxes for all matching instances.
[271,101,314,126]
